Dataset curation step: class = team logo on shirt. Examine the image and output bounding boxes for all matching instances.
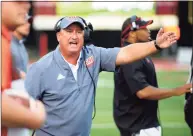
[85,56,94,67]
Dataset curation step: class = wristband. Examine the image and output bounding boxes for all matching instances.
[154,40,162,51]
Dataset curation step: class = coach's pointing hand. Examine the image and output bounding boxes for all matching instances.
[155,28,177,49]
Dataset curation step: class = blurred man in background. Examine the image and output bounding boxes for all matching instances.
[25,16,186,136]
[11,14,32,79]
[113,15,192,136]
[185,52,193,135]
[1,2,46,136]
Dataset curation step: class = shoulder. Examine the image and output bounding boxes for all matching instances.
[84,44,97,51]
[84,44,119,54]
[83,44,99,56]
[29,51,54,74]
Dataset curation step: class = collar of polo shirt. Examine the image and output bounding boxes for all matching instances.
[60,50,82,81]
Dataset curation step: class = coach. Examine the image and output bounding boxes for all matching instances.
[113,15,192,136]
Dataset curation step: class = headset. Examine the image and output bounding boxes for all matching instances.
[54,16,93,44]
[130,15,139,31]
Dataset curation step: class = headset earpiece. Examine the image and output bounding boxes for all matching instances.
[88,23,93,31]
[130,15,138,31]
[78,17,93,44]
[54,17,64,33]
[121,15,139,46]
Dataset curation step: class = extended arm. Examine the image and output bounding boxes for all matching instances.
[116,41,157,65]
[2,93,46,128]
[137,84,192,100]
[121,61,192,100]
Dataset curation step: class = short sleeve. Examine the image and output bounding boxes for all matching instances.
[122,61,149,94]
[98,47,120,72]
[24,63,43,99]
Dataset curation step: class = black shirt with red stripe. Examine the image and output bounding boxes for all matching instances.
[113,41,159,135]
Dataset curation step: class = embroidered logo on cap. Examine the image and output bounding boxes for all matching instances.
[66,16,79,21]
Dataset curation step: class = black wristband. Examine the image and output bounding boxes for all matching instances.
[154,40,162,51]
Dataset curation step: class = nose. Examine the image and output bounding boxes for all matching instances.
[72,31,78,39]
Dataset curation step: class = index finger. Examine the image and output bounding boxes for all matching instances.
[185,83,192,88]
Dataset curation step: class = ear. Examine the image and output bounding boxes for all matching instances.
[56,32,60,42]
[129,31,136,38]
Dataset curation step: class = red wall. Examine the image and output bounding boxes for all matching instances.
[33,2,56,15]
[156,2,178,15]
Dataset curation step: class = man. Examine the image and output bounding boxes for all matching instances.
[25,16,191,136]
[11,14,32,79]
[1,2,46,136]
[185,51,193,135]
[113,15,192,136]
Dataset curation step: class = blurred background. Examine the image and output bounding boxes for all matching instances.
[25,1,192,136]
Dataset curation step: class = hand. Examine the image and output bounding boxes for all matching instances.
[173,83,192,96]
[9,95,30,108]
[155,28,177,49]
[5,89,30,108]
[20,71,26,79]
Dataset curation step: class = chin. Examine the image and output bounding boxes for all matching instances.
[142,39,150,42]
[69,46,82,53]
[68,48,81,54]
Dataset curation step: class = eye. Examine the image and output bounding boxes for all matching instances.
[66,29,72,33]
[77,31,83,34]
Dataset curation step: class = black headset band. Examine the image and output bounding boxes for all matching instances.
[54,16,89,32]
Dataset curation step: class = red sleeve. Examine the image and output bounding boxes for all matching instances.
[1,37,12,91]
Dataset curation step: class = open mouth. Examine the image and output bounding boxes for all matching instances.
[69,42,78,47]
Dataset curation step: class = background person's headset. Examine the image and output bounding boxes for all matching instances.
[121,15,140,46]
[54,16,93,44]
[121,15,139,40]
[130,15,139,31]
